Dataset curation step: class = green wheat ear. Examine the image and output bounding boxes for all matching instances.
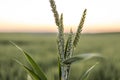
[49,0,59,26]
[57,14,65,60]
[73,9,87,47]
[64,29,73,59]
[50,0,65,60]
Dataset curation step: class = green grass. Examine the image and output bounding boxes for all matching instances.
[0,33,120,80]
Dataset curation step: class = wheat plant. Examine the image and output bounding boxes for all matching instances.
[49,0,102,80]
[10,0,102,80]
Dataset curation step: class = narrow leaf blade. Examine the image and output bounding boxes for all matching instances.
[15,60,40,80]
[27,74,33,80]
[23,51,47,80]
[24,65,40,80]
[63,53,102,64]
[10,42,47,80]
[79,63,98,80]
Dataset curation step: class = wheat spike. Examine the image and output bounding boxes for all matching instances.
[57,13,64,60]
[49,0,64,60]
[64,29,73,59]
[49,0,59,26]
[73,9,87,47]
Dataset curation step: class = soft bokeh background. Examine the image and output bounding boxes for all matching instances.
[0,0,120,80]
[0,0,120,33]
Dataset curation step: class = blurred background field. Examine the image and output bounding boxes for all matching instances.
[0,33,120,80]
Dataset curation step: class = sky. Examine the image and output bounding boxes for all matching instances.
[0,0,120,33]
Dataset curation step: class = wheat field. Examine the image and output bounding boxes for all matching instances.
[0,33,120,80]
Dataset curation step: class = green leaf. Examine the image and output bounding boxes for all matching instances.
[15,60,40,80]
[27,74,33,80]
[23,51,47,80]
[10,41,47,80]
[24,65,40,80]
[79,62,98,80]
[63,53,102,64]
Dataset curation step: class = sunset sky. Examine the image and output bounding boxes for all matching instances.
[0,0,120,33]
